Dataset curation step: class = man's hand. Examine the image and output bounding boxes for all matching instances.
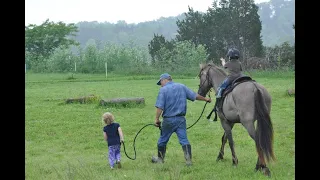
[205,97,212,103]
[120,138,124,143]
[154,118,161,127]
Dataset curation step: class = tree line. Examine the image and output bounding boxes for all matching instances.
[25,0,295,74]
[71,0,294,48]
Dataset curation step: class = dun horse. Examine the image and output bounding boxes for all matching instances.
[197,62,275,177]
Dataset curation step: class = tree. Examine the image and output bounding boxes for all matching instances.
[203,1,230,61]
[227,0,264,63]
[25,19,79,71]
[154,40,207,73]
[148,34,173,65]
[176,6,206,47]
[175,0,264,65]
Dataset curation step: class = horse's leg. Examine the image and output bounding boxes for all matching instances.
[221,120,238,166]
[242,120,271,177]
[216,132,227,161]
[216,123,235,162]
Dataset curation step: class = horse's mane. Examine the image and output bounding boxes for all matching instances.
[199,62,227,77]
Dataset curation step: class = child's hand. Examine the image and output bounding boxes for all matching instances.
[220,58,226,66]
[120,138,124,143]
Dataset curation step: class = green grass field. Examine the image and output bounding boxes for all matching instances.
[25,71,295,180]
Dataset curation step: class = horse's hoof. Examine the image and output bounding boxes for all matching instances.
[232,162,238,167]
[262,167,271,177]
[216,155,223,161]
[232,159,238,166]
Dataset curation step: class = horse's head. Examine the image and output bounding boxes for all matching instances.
[197,63,213,97]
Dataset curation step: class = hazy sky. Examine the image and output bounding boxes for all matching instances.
[25,0,270,25]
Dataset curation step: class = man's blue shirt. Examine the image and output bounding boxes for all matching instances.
[155,81,197,118]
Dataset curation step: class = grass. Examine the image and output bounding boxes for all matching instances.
[25,71,295,180]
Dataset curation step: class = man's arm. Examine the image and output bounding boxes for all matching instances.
[155,107,163,127]
[196,94,211,103]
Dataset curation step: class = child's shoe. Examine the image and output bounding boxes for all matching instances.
[116,160,122,169]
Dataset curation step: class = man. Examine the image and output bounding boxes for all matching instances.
[152,73,211,166]
[216,48,243,99]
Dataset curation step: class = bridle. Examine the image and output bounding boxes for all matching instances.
[198,65,214,95]
[198,65,221,122]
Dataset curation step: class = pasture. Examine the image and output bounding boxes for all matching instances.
[25,71,295,180]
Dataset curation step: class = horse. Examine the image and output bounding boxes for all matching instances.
[197,62,275,177]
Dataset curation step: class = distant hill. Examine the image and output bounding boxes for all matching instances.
[74,0,294,48]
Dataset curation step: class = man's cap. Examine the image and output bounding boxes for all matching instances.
[157,73,171,85]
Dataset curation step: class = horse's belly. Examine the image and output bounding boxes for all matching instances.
[222,108,240,122]
[221,98,241,122]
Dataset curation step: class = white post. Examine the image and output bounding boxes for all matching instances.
[105,62,108,79]
[74,62,77,72]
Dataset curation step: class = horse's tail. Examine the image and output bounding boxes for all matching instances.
[254,88,276,164]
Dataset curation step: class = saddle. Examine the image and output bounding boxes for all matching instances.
[221,75,254,99]
[207,75,254,121]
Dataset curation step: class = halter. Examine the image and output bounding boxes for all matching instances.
[198,65,214,94]
[199,64,222,121]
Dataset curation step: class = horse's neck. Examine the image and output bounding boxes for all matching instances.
[209,67,226,92]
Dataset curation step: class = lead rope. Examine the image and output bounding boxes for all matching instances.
[121,123,159,160]
[121,89,212,160]
[187,89,212,129]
